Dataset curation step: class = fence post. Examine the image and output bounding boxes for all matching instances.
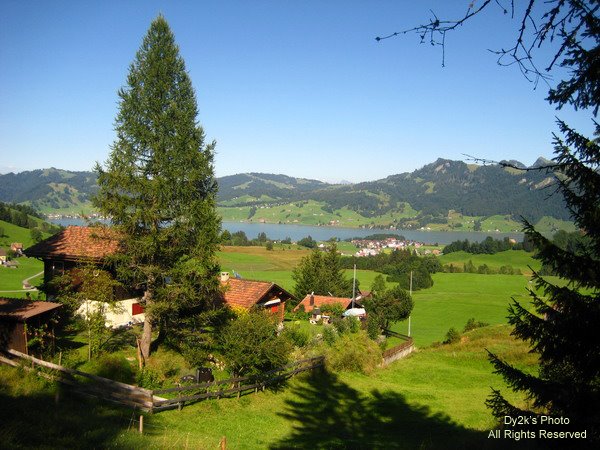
[220,436,227,450]
[139,415,144,434]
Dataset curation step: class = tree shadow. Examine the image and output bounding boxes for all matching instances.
[270,369,506,450]
[0,380,141,448]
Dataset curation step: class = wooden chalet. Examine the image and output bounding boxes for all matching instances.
[294,294,362,313]
[24,226,144,327]
[24,226,120,288]
[0,298,62,354]
[219,272,294,322]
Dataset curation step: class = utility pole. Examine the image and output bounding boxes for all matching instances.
[351,264,356,309]
[408,270,413,337]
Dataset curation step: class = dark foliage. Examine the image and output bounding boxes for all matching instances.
[341,248,437,291]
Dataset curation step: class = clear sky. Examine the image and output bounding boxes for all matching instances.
[0,1,594,183]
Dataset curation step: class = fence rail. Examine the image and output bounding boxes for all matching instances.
[381,329,414,363]
[151,356,324,412]
[0,350,324,413]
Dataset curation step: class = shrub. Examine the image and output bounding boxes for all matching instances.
[88,354,134,384]
[443,327,461,345]
[347,317,360,333]
[322,326,337,346]
[463,318,490,333]
[324,331,382,374]
[366,316,380,340]
[332,317,349,335]
[282,326,310,348]
[136,367,162,389]
[219,310,291,378]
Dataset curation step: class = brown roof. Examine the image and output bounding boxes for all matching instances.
[294,294,359,312]
[220,278,295,309]
[0,298,62,321]
[25,226,119,262]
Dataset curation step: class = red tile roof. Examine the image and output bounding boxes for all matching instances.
[25,226,119,262]
[0,298,62,320]
[220,278,295,309]
[294,294,358,312]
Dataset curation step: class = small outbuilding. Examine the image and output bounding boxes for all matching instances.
[0,298,62,354]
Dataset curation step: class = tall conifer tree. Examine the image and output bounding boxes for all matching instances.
[93,16,221,361]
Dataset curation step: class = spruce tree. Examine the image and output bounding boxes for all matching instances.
[292,243,353,299]
[93,15,221,361]
[486,122,600,437]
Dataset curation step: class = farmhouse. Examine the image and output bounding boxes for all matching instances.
[0,248,6,264]
[219,272,294,322]
[294,294,362,313]
[24,226,144,327]
[0,298,62,354]
[10,243,23,255]
[25,226,120,288]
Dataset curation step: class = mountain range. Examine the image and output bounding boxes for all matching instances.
[0,158,570,229]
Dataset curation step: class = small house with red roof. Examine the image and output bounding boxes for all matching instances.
[219,272,294,322]
[294,294,362,313]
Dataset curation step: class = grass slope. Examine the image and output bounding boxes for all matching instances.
[439,250,541,275]
[392,273,532,347]
[0,325,537,449]
[0,257,44,292]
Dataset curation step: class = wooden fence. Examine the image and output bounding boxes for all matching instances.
[0,350,324,413]
[0,349,155,410]
[151,356,325,412]
[381,329,414,364]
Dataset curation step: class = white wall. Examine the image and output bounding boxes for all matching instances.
[76,298,144,329]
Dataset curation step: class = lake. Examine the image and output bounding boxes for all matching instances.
[49,218,524,245]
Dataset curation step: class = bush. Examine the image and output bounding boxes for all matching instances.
[347,317,360,333]
[324,331,382,374]
[463,318,490,333]
[282,326,310,348]
[332,318,349,335]
[136,367,162,389]
[443,327,461,345]
[219,310,291,378]
[88,354,135,384]
[322,326,337,345]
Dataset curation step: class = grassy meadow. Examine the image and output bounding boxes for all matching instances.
[392,273,532,347]
[0,324,537,449]
[439,249,541,275]
[0,257,44,291]
[0,243,549,448]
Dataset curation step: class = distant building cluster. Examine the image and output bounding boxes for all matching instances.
[351,237,439,257]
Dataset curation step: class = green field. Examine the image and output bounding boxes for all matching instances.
[0,257,44,296]
[0,220,49,249]
[439,250,541,275]
[0,324,537,449]
[392,273,532,347]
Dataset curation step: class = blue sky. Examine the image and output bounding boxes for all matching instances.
[0,1,594,183]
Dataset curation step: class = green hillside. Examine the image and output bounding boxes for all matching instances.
[0,159,576,233]
[0,220,49,248]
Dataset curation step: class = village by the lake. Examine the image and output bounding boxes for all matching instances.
[1,3,598,449]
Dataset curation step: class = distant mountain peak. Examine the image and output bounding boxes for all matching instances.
[531,157,553,168]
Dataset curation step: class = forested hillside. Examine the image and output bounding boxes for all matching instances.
[0,158,570,226]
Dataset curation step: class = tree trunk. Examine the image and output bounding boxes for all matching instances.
[140,287,153,362]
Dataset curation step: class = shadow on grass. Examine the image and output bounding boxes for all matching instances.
[0,367,145,449]
[271,368,506,450]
